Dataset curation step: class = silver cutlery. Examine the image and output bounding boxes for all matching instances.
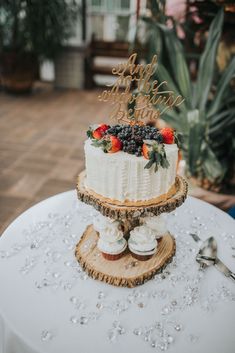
[190,233,235,282]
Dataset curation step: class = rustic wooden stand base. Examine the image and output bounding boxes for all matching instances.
[75,171,187,287]
[75,224,176,288]
[77,171,187,222]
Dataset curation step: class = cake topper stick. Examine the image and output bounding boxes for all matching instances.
[98,53,185,125]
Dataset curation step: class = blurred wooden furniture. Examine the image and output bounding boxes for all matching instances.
[85,37,130,89]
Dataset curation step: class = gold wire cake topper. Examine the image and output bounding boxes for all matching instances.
[98,53,185,124]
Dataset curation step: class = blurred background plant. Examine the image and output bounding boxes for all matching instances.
[135,1,235,191]
[0,0,80,92]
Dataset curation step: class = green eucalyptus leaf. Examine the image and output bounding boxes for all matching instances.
[155,152,161,164]
[91,140,102,147]
[154,162,159,173]
[161,157,170,169]
[149,150,156,160]
[87,130,93,138]
[144,160,154,169]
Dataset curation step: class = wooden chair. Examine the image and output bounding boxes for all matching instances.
[85,36,132,89]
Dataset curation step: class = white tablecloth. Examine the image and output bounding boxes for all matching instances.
[0,191,235,353]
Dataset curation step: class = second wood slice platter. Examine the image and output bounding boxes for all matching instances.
[75,225,176,288]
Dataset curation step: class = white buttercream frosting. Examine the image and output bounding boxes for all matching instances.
[97,238,127,255]
[128,225,157,253]
[94,214,126,254]
[93,214,123,242]
[84,139,178,202]
[144,214,168,238]
[99,224,123,243]
[93,214,118,231]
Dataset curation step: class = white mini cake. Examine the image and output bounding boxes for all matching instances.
[93,214,127,260]
[144,214,168,238]
[84,139,178,202]
[128,225,158,261]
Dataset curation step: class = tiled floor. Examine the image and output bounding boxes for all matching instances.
[0,83,110,233]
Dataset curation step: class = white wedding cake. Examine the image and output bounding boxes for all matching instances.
[84,124,178,203]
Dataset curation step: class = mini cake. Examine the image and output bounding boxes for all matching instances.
[93,213,119,233]
[98,238,127,261]
[128,225,158,261]
[93,214,127,260]
[84,124,178,203]
[144,214,168,239]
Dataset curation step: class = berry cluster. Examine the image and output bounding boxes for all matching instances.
[86,123,178,173]
[106,124,163,156]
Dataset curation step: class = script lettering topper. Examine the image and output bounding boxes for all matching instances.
[98,53,184,124]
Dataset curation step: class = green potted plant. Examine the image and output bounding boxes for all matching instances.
[0,0,79,93]
[137,8,235,191]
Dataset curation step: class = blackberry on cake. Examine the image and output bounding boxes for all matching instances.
[104,124,164,156]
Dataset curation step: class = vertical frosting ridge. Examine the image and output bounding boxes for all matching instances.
[84,140,178,202]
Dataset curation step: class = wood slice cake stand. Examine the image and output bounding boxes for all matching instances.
[75,170,188,287]
[75,225,176,288]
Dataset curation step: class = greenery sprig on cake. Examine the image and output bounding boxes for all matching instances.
[142,140,170,172]
[87,123,181,172]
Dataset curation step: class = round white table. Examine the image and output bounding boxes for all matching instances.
[0,191,235,353]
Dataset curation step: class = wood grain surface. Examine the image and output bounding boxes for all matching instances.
[75,225,176,288]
